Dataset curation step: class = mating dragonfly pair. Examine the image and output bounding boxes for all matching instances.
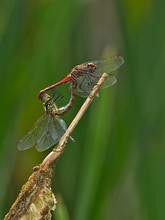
[17,56,124,152]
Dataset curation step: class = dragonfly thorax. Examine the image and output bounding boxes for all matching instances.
[41,93,61,117]
[71,63,97,80]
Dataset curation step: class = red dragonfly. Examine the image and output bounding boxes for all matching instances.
[39,56,124,114]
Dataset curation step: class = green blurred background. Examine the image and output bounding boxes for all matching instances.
[1,0,165,219]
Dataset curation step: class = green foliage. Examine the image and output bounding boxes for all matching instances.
[1,0,165,219]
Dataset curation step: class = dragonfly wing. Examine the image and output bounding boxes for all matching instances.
[92,56,124,76]
[35,118,67,152]
[73,74,100,97]
[73,74,117,97]
[17,115,50,151]
[101,75,117,89]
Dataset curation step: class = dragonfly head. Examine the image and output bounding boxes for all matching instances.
[86,62,96,73]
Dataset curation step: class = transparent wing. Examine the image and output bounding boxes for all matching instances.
[83,56,124,76]
[35,118,67,152]
[101,74,117,89]
[73,74,97,97]
[17,115,51,151]
[17,115,67,152]
[73,73,117,97]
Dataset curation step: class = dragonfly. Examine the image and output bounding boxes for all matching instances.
[38,56,124,114]
[17,93,68,152]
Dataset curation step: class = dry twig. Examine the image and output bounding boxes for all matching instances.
[4,73,108,220]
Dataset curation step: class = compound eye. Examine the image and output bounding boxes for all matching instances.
[87,63,96,73]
